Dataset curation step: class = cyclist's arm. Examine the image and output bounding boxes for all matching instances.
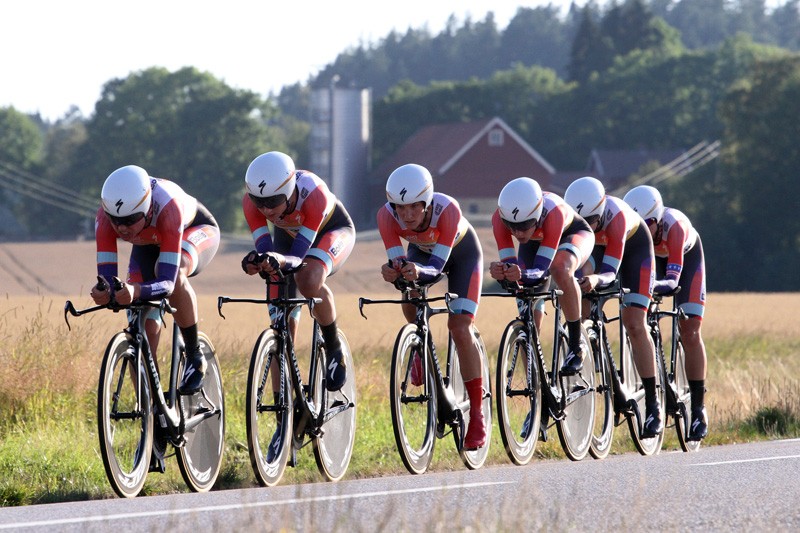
[377,206,407,265]
[95,207,120,282]
[138,201,184,300]
[415,202,460,283]
[596,213,626,287]
[243,193,275,253]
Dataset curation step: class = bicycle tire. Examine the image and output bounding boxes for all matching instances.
[556,325,595,461]
[455,328,491,470]
[672,339,700,452]
[496,320,541,466]
[589,325,615,460]
[313,329,357,481]
[97,332,153,498]
[390,323,436,475]
[246,329,293,487]
[625,333,666,456]
[176,333,225,492]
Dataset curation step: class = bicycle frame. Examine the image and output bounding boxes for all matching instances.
[584,283,637,415]
[359,283,463,428]
[484,283,567,429]
[648,292,686,416]
[64,299,221,441]
[217,274,344,446]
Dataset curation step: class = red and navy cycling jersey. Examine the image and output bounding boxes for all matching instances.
[593,195,640,277]
[492,191,575,272]
[654,207,699,281]
[377,192,471,283]
[96,178,198,300]
[243,170,340,262]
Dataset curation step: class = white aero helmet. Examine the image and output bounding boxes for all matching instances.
[623,185,664,223]
[101,165,152,217]
[245,151,296,199]
[564,176,606,221]
[386,164,434,208]
[498,177,544,227]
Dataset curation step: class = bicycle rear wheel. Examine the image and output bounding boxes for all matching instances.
[97,332,153,498]
[454,329,491,470]
[177,333,225,492]
[496,320,541,466]
[589,325,614,460]
[624,334,666,456]
[313,330,357,481]
[672,339,700,452]
[556,326,595,461]
[246,329,293,487]
[390,324,436,474]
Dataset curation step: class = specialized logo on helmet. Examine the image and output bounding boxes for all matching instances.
[512,207,519,220]
[576,202,584,214]
[115,199,124,214]
[399,187,407,202]
[258,180,266,195]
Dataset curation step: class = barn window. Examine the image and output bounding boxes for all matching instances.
[488,129,504,147]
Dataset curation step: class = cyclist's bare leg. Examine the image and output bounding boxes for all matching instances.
[680,317,707,380]
[450,313,486,448]
[550,250,581,322]
[622,306,656,379]
[449,313,481,380]
[295,259,335,327]
[168,264,199,329]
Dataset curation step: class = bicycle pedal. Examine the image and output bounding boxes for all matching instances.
[538,427,548,442]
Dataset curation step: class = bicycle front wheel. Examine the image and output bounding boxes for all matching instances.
[246,329,293,487]
[672,339,700,452]
[453,328,492,470]
[313,329,357,481]
[556,326,595,461]
[496,320,541,466]
[97,332,153,498]
[589,326,615,460]
[176,333,225,492]
[390,324,436,475]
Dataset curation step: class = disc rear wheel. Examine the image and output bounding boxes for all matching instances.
[556,327,595,461]
[177,333,225,492]
[313,330,357,481]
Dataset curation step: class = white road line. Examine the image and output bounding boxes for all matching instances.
[692,454,800,467]
[1,480,515,530]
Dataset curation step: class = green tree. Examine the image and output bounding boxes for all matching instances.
[70,67,288,230]
[718,55,800,290]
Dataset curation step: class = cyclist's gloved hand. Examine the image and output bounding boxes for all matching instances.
[241,250,262,275]
[653,278,678,295]
[261,252,285,277]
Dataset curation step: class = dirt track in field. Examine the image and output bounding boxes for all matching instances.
[0,227,498,299]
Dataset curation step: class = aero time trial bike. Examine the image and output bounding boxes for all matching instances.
[218,262,356,486]
[64,276,225,498]
[485,278,595,465]
[647,287,700,452]
[358,275,492,474]
[583,281,665,458]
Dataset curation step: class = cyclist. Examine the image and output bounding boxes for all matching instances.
[92,165,220,394]
[91,165,221,471]
[624,185,708,440]
[490,177,595,375]
[377,163,487,450]
[241,151,355,393]
[564,176,663,438]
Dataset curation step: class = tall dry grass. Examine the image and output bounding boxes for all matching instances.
[2,291,798,429]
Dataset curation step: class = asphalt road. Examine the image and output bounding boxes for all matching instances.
[1,439,798,532]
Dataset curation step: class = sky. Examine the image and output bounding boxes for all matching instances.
[1,0,579,122]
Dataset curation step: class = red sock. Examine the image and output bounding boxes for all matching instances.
[465,377,483,413]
